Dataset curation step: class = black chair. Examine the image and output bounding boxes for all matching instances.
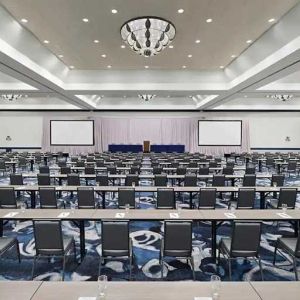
[76,161,85,168]
[118,188,135,208]
[0,160,7,176]
[198,188,216,209]
[156,188,175,209]
[130,166,140,174]
[100,221,133,279]
[273,234,300,280]
[286,161,298,176]
[242,174,256,187]
[125,174,139,186]
[176,167,186,175]
[267,188,297,209]
[160,221,195,280]
[236,188,256,209]
[153,167,163,175]
[67,174,80,186]
[184,175,197,187]
[209,161,218,168]
[10,174,23,185]
[223,167,234,175]
[218,222,263,280]
[154,175,167,186]
[39,166,49,174]
[77,187,96,209]
[37,174,51,186]
[0,236,21,263]
[107,166,117,175]
[84,167,95,174]
[39,187,59,209]
[96,175,109,186]
[271,174,285,187]
[31,220,76,280]
[212,175,225,186]
[60,167,71,174]
[245,167,256,175]
[0,187,17,208]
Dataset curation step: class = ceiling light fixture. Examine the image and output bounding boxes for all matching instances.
[121,45,126,48]
[169,45,174,48]
[138,94,156,101]
[268,18,276,23]
[43,40,49,44]
[58,54,64,58]
[246,40,252,44]
[206,18,213,23]
[144,65,149,69]
[82,18,89,22]
[267,94,294,102]
[177,9,184,14]
[121,17,176,57]
[107,65,112,68]
[69,65,75,69]
[101,54,107,58]
[182,65,186,69]
[111,9,118,14]
[231,54,236,58]
[195,39,201,44]
[21,18,28,23]
[219,65,224,69]
[94,39,99,43]
[1,94,24,101]
[188,54,192,58]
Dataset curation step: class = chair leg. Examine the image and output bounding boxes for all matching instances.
[228,258,232,281]
[273,242,278,265]
[189,256,196,281]
[258,256,264,281]
[129,256,132,280]
[98,256,102,277]
[31,256,37,280]
[73,240,77,263]
[293,257,298,281]
[160,257,164,279]
[15,240,21,263]
[62,255,66,281]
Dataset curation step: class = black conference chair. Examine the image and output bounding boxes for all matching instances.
[209,161,218,168]
[39,187,59,209]
[100,220,133,279]
[160,221,195,280]
[10,174,24,197]
[156,188,175,209]
[130,166,140,174]
[218,222,263,281]
[184,174,197,187]
[245,167,256,175]
[96,175,109,186]
[31,220,76,280]
[77,187,96,209]
[236,188,256,209]
[271,174,285,187]
[84,166,95,174]
[198,167,209,175]
[242,174,256,187]
[0,187,17,208]
[273,234,300,280]
[107,166,117,175]
[125,174,139,186]
[67,174,80,186]
[118,188,136,209]
[37,174,51,186]
[154,175,167,186]
[198,188,216,209]
[176,167,187,176]
[0,236,21,263]
[60,166,71,174]
[285,161,298,177]
[222,167,234,175]
[39,166,50,174]
[153,167,163,175]
[76,161,85,168]
[0,160,8,176]
[212,175,225,186]
[267,188,297,209]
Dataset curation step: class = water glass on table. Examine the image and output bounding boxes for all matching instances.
[282,203,288,214]
[210,274,221,299]
[97,275,108,299]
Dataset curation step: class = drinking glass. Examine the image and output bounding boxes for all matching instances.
[230,205,236,214]
[97,275,108,299]
[177,203,182,216]
[71,201,76,213]
[125,203,130,214]
[210,275,221,299]
[132,182,136,188]
[282,203,288,214]
[20,202,26,213]
[273,182,277,187]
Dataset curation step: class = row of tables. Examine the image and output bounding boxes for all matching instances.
[0,280,299,300]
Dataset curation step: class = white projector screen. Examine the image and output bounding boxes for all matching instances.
[50,120,94,146]
[198,120,242,146]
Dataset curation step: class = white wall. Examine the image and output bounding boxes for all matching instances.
[0,111,299,150]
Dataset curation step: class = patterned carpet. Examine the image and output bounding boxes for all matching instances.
[1,162,300,282]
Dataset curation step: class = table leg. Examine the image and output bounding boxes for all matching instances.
[260,192,265,209]
[259,160,262,172]
[30,191,36,208]
[79,220,86,262]
[211,220,217,263]
[30,160,34,172]
[44,157,48,166]
[13,163,16,173]
[189,192,193,208]
[102,192,106,209]
[0,220,3,237]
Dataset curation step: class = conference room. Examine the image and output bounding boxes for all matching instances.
[1,0,300,299]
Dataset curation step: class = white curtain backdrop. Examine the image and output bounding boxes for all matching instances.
[42,116,250,155]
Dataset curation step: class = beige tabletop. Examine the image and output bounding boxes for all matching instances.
[31,281,261,300]
[0,281,42,300]
[251,281,300,300]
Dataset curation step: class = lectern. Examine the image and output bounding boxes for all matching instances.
[143,141,150,153]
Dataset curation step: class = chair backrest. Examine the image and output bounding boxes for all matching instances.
[57,161,67,168]
[243,174,256,187]
[154,175,167,186]
[125,174,139,186]
[39,166,49,174]
[157,188,175,209]
[0,187,17,208]
[37,174,51,186]
[0,160,6,169]
[67,174,80,186]
[227,162,235,168]
[230,222,261,258]
[164,221,192,257]
[288,161,297,171]
[101,221,130,257]
[295,235,300,257]
[209,161,218,168]
[60,166,71,174]
[198,167,209,175]
[184,174,197,186]
[118,188,135,208]
[107,166,117,174]
[86,156,94,162]
[96,160,105,167]
[189,162,197,168]
[130,166,140,174]
[278,188,297,208]
[271,174,284,187]
[245,167,256,174]
[153,166,163,175]
[84,167,95,174]
[10,174,23,185]
[212,175,225,186]
[198,188,216,209]
[96,175,109,186]
[176,167,186,175]
[39,187,57,209]
[76,161,85,167]
[237,188,255,209]
[77,187,95,209]
[33,220,64,255]
[222,167,234,175]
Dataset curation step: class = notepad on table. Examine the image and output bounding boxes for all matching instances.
[3,212,19,218]
[224,212,236,219]
[57,212,70,218]
[115,212,125,218]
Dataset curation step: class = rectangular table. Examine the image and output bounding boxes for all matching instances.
[0,281,42,300]
[150,144,185,153]
[108,145,143,153]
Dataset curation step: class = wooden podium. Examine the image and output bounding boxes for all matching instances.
[143,140,150,153]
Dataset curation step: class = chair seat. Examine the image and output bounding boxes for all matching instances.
[278,237,300,257]
[0,237,17,255]
[37,237,73,256]
[164,249,191,257]
[220,237,258,258]
[102,249,129,257]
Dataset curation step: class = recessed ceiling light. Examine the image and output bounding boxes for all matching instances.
[231,54,236,58]
[268,18,276,23]
[58,54,64,58]
[182,65,186,69]
[94,39,99,43]
[177,9,184,14]
[69,65,74,69]
[188,54,192,58]
[246,40,252,44]
[101,54,107,58]
[111,9,118,14]
[195,39,201,44]
[206,18,213,23]
[107,65,112,68]
[82,18,89,22]
[219,65,224,69]
[169,45,174,48]
[144,65,149,69]
[21,18,28,23]
[244,95,248,98]
[43,40,49,44]
[121,45,126,48]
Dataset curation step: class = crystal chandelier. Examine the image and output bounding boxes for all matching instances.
[1,94,23,101]
[138,94,156,101]
[121,17,176,57]
[267,94,294,101]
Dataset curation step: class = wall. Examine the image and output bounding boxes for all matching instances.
[0,111,299,150]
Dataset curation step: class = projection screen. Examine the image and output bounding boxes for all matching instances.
[50,120,94,146]
[198,120,242,146]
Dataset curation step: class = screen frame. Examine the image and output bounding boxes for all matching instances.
[198,120,242,146]
[50,120,95,146]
